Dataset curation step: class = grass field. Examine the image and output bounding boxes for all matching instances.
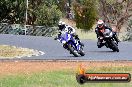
[76,29,97,40]
[0,61,131,87]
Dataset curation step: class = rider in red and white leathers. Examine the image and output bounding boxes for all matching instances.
[95,20,119,48]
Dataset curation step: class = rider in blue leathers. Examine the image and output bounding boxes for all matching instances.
[55,21,84,46]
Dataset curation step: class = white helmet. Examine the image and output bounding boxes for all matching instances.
[58,21,65,30]
[58,21,65,26]
[97,20,104,28]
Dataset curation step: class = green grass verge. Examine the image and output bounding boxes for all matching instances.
[76,29,97,40]
[0,66,132,87]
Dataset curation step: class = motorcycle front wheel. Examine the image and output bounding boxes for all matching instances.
[68,44,79,57]
[111,41,119,52]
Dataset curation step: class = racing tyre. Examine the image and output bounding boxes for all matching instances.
[78,46,85,56]
[111,41,119,52]
[68,45,79,57]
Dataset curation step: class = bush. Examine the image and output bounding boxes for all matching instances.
[35,4,62,27]
[73,0,97,30]
[122,20,132,41]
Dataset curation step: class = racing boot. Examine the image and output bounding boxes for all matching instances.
[75,35,84,47]
[78,40,84,47]
[113,33,120,44]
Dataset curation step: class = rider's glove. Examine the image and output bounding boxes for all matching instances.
[54,35,59,40]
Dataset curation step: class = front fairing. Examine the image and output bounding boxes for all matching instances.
[58,32,72,44]
[103,29,113,39]
[59,32,82,51]
[62,32,71,41]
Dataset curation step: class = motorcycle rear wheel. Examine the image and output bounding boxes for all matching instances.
[78,46,85,56]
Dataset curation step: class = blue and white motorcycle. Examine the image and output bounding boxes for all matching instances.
[55,31,85,57]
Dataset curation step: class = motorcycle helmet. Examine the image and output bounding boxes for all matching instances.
[97,20,104,28]
[58,21,65,30]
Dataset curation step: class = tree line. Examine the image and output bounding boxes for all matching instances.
[0,0,62,26]
[0,0,132,31]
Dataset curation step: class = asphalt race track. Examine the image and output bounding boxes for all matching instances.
[0,34,132,61]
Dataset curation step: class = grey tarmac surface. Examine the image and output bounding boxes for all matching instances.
[0,34,132,61]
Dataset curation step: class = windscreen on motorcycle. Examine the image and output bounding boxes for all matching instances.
[103,29,113,38]
[61,31,67,38]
